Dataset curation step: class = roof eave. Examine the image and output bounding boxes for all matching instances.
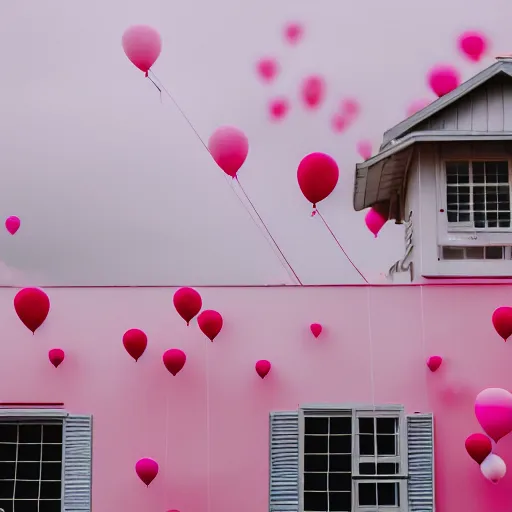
[353,131,512,211]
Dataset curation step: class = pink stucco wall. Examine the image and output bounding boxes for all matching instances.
[1,284,512,511]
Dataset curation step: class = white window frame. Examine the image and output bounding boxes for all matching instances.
[438,158,512,234]
[0,408,92,512]
[298,404,408,512]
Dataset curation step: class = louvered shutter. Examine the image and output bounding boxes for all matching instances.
[269,411,299,512]
[407,413,434,512]
[63,414,93,511]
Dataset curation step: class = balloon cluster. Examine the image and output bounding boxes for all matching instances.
[461,308,512,483]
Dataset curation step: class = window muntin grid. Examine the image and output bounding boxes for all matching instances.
[445,160,511,229]
[0,421,63,512]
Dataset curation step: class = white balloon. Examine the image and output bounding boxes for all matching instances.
[481,454,507,483]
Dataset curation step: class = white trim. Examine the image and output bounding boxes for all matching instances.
[0,409,68,419]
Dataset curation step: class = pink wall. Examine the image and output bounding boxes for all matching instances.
[1,284,512,511]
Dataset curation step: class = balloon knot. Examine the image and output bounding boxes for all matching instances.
[145,71,149,78]
[186,321,190,326]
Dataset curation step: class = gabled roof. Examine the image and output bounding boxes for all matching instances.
[381,58,512,148]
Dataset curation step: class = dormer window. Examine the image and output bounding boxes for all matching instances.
[445,160,511,230]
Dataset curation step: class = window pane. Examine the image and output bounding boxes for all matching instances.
[18,425,41,444]
[329,417,351,435]
[39,501,62,512]
[304,455,328,472]
[486,246,504,259]
[305,435,328,454]
[466,246,484,259]
[42,425,62,444]
[358,418,374,434]
[0,463,15,480]
[304,491,327,511]
[376,417,397,434]
[305,417,328,435]
[0,444,16,462]
[377,434,397,456]
[378,482,400,506]
[41,462,62,481]
[359,434,374,455]
[329,491,351,511]
[378,462,399,475]
[329,435,351,454]
[42,444,62,462]
[0,500,13,512]
[0,425,17,443]
[14,480,39,500]
[17,444,40,462]
[328,472,351,491]
[442,246,464,260]
[358,482,377,506]
[329,454,351,472]
[304,473,327,491]
[15,462,40,480]
[39,481,61,500]
[473,161,485,183]
[0,479,14,499]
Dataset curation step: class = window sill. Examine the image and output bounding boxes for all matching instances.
[426,260,512,278]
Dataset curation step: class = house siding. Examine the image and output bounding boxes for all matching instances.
[412,75,512,133]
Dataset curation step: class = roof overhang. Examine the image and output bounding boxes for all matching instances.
[353,131,512,212]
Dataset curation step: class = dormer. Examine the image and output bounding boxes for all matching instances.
[353,56,512,282]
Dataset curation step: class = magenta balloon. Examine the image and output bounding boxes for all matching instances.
[475,388,512,443]
[458,31,487,62]
[365,208,387,238]
[135,457,159,486]
[208,126,249,177]
[427,65,460,97]
[5,216,20,235]
[122,25,162,75]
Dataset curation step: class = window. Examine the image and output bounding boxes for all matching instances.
[302,409,405,512]
[440,245,510,260]
[269,408,434,512]
[0,410,92,512]
[445,160,511,229]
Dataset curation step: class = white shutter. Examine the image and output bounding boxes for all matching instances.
[269,411,299,512]
[63,414,93,511]
[407,413,434,512]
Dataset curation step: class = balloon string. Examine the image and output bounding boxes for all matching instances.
[314,209,369,283]
[147,74,162,101]
[205,343,212,512]
[236,177,303,286]
[366,286,376,466]
[147,70,303,286]
[419,286,430,411]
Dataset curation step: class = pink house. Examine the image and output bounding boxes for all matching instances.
[3,56,512,512]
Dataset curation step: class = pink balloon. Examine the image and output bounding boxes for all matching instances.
[122,25,162,76]
[475,388,512,443]
[269,98,289,121]
[356,140,372,161]
[208,126,249,178]
[427,65,461,97]
[406,98,431,117]
[300,75,326,109]
[426,355,443,372]
[340,98,360,120]
[135,457,159,486]
[492,306,512,341]
[310,323,322,338]
[365,208,387,238]
[284,22,303,44]
[458,31,488,62]
[255,359,271,379]
[331,113,348,133]
[256,58,279,82]
[5,216,20,235]
[481,454,506,483]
